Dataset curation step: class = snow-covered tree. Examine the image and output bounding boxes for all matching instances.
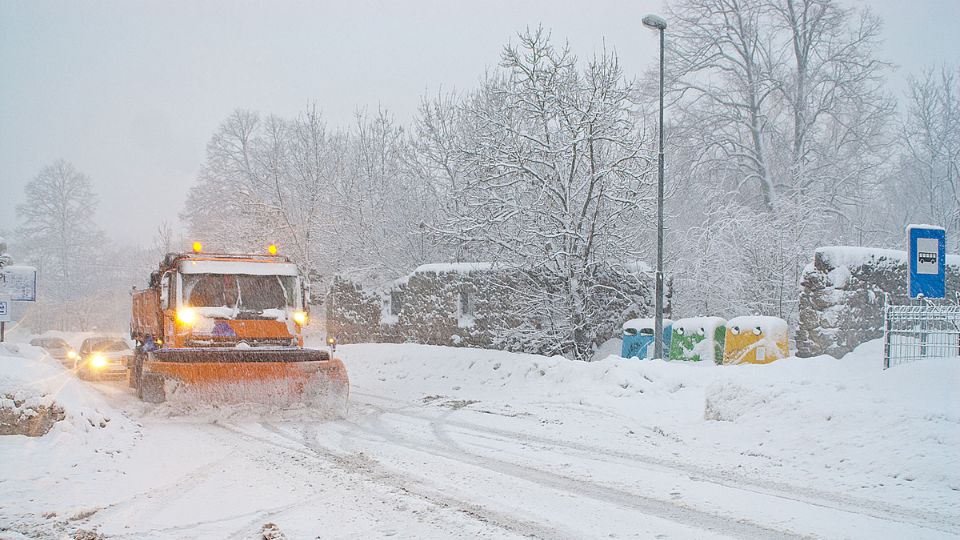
[433,28,656,359]
[182,106,447,295]
[663,0,893,325]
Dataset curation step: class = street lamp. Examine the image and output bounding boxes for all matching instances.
[643,13,667,359]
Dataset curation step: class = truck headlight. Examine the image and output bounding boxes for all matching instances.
[90,354,107,370]
[67,350,78,360]
[176,307,196,326]
[292,311,308,326]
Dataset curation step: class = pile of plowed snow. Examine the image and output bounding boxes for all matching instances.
[0,343,141,539]
[0,344,129,437]
[337,339,960,515]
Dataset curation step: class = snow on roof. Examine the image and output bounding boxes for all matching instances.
[413,262,498,274]
[411,260,652,276]
[623,317,673,331]
[178,260,300,276]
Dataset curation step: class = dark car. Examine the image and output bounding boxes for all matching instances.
[76,337,132,381]
[29,337,78,367]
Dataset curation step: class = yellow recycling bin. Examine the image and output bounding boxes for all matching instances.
[722,316,789,365]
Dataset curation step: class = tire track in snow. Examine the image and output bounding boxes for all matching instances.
[352,391,960,536]
[210,420,558,539]
[293,414,809,539]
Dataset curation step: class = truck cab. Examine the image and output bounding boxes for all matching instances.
[133,250,310,350]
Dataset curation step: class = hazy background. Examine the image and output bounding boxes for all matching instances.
[1,0,958,244]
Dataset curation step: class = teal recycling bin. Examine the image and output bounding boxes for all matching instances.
[621,318,672,359]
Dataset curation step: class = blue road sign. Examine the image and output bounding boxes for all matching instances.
[908,225,946,299]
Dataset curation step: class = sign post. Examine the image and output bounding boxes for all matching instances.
[0,265,37,342]
[0,294,10,342]
[0,265,37,301]
[907,225,946,299]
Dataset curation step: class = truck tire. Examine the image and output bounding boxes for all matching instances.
[140,372,166,403]
[129,350,142,389]
[135,356,144,399]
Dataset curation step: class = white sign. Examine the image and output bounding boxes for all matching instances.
[0,265,37,301]
[0,295,10,323]
[916,238,939,275]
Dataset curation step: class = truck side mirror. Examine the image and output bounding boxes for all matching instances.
[160,273,171,310]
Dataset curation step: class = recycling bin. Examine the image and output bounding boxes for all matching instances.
[668,317,726,364]
[722,316,789,365]
[622,318,672,359]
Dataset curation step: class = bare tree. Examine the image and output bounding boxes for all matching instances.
[435,28,656,359]
[891,66,960,249]
[769,0,893,213]
[15,160,108,330]
[667,0,779,210]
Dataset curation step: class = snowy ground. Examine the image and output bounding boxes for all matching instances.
[1,337,958,539]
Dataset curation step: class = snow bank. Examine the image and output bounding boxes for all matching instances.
[0,345,129,437]
[339,339,959,515]
[0,342,139,537]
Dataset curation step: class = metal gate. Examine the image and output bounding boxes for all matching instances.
[883,304,960,368]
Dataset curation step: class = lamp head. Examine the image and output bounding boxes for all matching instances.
[642,14,667,30]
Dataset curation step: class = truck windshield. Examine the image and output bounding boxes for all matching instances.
[181,274,297,311]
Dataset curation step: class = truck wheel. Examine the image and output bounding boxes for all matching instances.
[141,373,166,403]
[135,356,144,399]
[129,350,143,389]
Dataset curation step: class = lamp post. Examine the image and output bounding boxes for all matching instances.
[642,13,667,359]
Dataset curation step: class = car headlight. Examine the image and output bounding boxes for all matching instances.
[176,307,196,326]
[292,311,308,326]
[67,350,78,360]
[90,354,107,369]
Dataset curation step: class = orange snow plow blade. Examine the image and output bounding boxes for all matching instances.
[141,348,348,406]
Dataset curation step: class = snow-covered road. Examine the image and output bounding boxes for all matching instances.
[2,341,958,539]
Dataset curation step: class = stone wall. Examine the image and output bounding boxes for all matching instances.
[796,246,960,358]
[326,262,660,357]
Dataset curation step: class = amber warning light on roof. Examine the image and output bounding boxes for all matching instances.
[192,242,203,253]
[268,244,278,256]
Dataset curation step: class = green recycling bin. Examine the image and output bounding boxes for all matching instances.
[668,317,726,364]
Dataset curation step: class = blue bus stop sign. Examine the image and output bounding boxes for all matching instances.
[907,225,946,299]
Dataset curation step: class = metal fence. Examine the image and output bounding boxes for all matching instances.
[883,304,960,368]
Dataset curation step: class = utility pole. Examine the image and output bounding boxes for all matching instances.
[643,13,668,359]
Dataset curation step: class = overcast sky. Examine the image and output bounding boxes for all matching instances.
[1,0,958,246]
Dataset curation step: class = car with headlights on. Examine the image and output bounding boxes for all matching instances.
[29,336,78,367]
[76,337,133,380]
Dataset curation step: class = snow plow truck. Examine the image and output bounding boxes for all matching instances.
[129,244,348,405]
